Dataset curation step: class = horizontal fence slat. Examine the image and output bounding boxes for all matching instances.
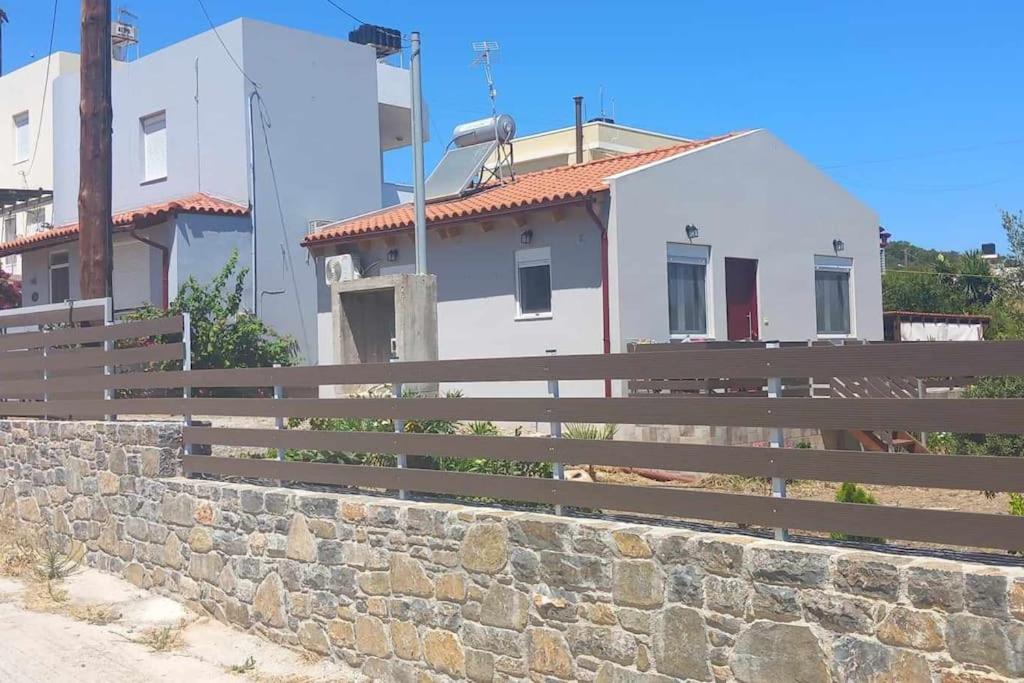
[0,302,107,329]
[181,456,1024,550]
[5,396,1021,434]
[0,342,183,374]
[2,342,1021,393]
[0,315,183,352]
[184,427,1024,492]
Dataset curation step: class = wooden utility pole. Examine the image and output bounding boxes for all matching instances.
[78,0,112,300]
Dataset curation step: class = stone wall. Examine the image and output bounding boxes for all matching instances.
[2,418,1023,682]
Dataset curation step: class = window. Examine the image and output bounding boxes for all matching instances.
[49,251,70,303]
[515,247,552,318]
[2,215,15,243]
[13,112,29,163]
[26,208,45,231]
[815,255,853,335]
[667,243,709,336]
[141,111,167,182]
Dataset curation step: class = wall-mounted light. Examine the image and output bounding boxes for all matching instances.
[833,239,845,253]
[520,229,533,245]
[685,224,699,240]
[386,248,399,262]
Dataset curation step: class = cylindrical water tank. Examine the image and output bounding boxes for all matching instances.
[451,114,516,148]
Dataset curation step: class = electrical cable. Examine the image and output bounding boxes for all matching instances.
[323,0,366,26]
[194,0,259,89]
[23,0,59,179]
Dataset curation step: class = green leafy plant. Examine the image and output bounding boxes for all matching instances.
[0,266,20,309]
[228,656,257,675]
[124,250,296,387]
[831,483,885,544]
[947,377,1024,458]
[564,423,618,441]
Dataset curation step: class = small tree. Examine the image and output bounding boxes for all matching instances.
[0,267,21,309]
[127,250,296,370]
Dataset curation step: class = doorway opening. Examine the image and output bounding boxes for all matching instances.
[725,257,759,341]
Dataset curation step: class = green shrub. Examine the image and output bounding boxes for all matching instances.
[564,423,618,440]
[948,377,1024,458]
[831,482,885,544]
[125,250,297,380]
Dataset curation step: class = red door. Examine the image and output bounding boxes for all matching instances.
[725,258,759,341]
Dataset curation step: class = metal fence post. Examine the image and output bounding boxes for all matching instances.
[391,355,408,500]
[766,341,788,542]
[917,378,928,448]
[273,363,285,461]
[547,349,565,516]
[103,296,115,421]
[182,312,192,457]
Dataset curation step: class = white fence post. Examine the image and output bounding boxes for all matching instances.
[766,341,788,542]
[103,297,115,422]
[273,363,285,461]
[547,349,565,516]
[917,378,928,448]
[391,355,408,500]
[182,312,192,457]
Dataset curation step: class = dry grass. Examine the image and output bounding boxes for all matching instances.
[134,623,186,652]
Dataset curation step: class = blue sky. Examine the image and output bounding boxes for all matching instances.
[2,0,1021,252]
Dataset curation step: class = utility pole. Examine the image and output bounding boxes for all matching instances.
[79,0,113,300]
[0,8,9,76]
[409,31,427,275]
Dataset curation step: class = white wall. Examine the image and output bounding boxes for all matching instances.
[607,129,883,349]
[320,205,606,397]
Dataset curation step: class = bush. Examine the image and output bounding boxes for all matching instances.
[0,267,20,309]
[125,250,296,373]
[948,377,1024,458]
[831,482,885,544]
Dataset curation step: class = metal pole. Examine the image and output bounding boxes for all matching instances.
[247,89,259,314]
[392,364,408,500]
[409,31,427,275]
[917,378,928,448]
[103,296,115,421]
[547,349,564,515]
[766,341,787,542]
[182,312,192,457]
[273,364,284,461]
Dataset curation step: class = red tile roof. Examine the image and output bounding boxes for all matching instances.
[302,131,748,247]
[0,192,249,257]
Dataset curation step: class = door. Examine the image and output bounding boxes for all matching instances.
[725,258,759,341]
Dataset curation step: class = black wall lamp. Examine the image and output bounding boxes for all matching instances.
[386,248,399,262]
[520,229,533,245]
[833,239,845,253]
[685,224,699,240]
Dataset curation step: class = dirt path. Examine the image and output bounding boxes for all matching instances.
[0,571,355,683]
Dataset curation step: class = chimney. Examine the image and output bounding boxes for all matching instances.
[574,96,584,164]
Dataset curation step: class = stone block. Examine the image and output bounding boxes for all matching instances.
[612,530,653,558]
[297,621,330,655]
[465,648,495,683]
[285,514,317,562]
[253,572,287,628]
[833,552,901,601]
[423,629,465,678]
[435,573,467,603]
[907,561,965,613]
[391,620,421,660]
[744,544,830,587]
[730,622,828,683]
[801,590,878,634]
[748,582,801,622]
[540,550,609,590]
[876,606,944,651]
[509,516,569,551]
[704,575,750,617]
[654,606,710,681]
[355,615,392,658]
[666,564,705,606]
[947,613,1024,678]
[613,560,664,608]
[966,570,1009,618]
[690,536,746,576]
[389,554,433,597]
[480,582,530,631]
[567,624,638,666]
[528,627,573,679]
[832,635,931,683]
[460,522,508,574]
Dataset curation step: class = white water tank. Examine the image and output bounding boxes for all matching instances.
[451,114,516,148]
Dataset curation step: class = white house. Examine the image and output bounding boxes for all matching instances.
[0,18,418,363]
[303,129,883,397]
[0,52,80,279]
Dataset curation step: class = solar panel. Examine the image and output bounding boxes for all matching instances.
[425,140,498,202]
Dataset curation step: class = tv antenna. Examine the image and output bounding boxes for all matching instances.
[471,41,500,116]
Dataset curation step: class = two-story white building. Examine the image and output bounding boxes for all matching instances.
[0,18,417,363]
[0,52,80,280]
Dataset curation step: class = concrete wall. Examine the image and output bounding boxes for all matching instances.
[607,129,883,350]
[170,213,253,308]
[320,204,606,398]
[3,418,1024,683]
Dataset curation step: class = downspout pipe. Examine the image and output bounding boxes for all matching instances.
[130,228,170,309]
[573,96,584,164]
[247,89,259,315]
[584,195,612,397]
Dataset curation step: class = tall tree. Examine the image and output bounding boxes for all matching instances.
[78,0,112,300]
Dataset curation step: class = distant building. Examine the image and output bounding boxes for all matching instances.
[0,19,419,363]
[0,52,80,280]
[304,128,883,397]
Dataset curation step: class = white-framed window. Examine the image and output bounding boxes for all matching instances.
[141,111,167,183]
[667,243,710,336]
[815,255,853,336]
[515,246,552,318]
[13,111,29,163]
[26,207,45,231]
[49,250,70,303]
[2,215,16,243]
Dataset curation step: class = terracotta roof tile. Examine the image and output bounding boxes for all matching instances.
[302,132,747,247]
[0,192,249,257]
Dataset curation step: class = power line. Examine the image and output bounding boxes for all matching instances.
[23,0,59,179]
[194,0,259,89]
[323,0,366,26]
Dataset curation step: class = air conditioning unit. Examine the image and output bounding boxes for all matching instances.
[325,254,361,285]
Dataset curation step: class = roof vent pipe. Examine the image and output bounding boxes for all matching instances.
[574,96,584,164]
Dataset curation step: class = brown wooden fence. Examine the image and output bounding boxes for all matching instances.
[1,328,1023,551]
